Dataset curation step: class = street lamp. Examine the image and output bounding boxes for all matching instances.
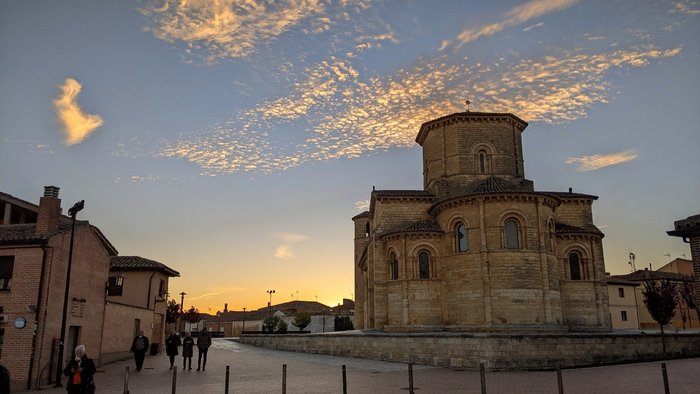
[178,291,186,332]
[54,200,84,387]
[267,290,275,311]
[241,307,246,335]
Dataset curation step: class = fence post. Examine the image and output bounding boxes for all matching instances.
[480,363,486,394]
[661,362,670,394]
[225,365,230,394]
[408,363,414,394]
[123,366,129,394]
[556,363,564,394]
[282,364,287,394]
[342,365,347,394]
[171,366,177,394]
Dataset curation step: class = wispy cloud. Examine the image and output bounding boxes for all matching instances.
[355,199,369,211]
[159,45,679,174]
[54,78,103,145]
[188,287,243,300]
[523,22,544,32]
[140,0,328,62]
[272,232,309,260]
[452,0,578,49]
[565,150,639,171]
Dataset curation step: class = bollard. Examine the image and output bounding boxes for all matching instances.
[556,363,564,394]
[171,365,177,394]
[408,363,414,394]
[123,366,129,394]
[661,362,670,394]
[480,363,486,394]
[342,365,347,394]
[282,364,287,394]
[225,365,230,394]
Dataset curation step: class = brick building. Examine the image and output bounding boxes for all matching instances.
[0,187,178,390]
[353,111,610,332]
[667,214,700,317]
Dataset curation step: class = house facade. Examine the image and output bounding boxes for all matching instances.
[606,276,640,329]
[353,111,610,333]
[101,256,179,364]
[0,187,179,390]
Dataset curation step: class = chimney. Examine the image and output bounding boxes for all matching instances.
[36,186,62,234]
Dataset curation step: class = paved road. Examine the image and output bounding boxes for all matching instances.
[39,338,700,393]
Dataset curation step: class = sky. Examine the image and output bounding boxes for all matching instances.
[1,0,698,314]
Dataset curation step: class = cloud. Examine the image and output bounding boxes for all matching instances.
[523,22,544,32]
[453,0,577,49]
[140,0,328,62]
[188,287,243,300]
[355,199,369,211]
[565,150,639,171]
[159,45,679,174]
[54,78,103,145]
[272,232,309,260]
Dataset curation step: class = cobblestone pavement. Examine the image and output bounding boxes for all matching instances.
[38,338,700,393]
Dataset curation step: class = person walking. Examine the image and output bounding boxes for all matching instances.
[196,328,212,371]
[63,345,96,394]
[181,331,194,371]
[165,331,181,369]
[130,331,149,372]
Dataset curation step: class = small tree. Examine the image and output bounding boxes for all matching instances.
[166,299,180,324]
[642,279,678,356]
[263,314,281,333]
[679,277,699,328]
[292,312,311,332]
[334,315,354,331]
[277,319,288,333]
[183,306,201,324]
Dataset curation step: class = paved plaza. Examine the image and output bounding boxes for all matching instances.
[38,338,700,393]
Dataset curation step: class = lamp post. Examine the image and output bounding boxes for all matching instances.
[54,200,84,387]
[178,291,186,333]
[242,307,246,335]
[267,290,275,312]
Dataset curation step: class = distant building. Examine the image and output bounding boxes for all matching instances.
[0,187,178,390]
[353,111,610,333]
[606,276,640,329]
[613,267,697,330]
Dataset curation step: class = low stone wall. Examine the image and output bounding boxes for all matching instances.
[238,331,700,370]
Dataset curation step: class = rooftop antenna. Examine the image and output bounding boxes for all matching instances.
[465,99,471,112]
[628,252,636,272]
[663,253,671,262]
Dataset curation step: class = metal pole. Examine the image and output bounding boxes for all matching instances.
[171,366,177,394]
[480,363,486,394]
[123,366,129,394]
[661,362,670,394]
[282,364,287,394]
[557,363,564,394]
[342,365,347,394]
[54,200,83,387]
[225,365,230,394]
[408,363,414,394]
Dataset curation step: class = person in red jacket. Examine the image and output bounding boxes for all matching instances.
[63,345,96,394]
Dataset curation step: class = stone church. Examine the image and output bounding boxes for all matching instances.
[353,111,611,332]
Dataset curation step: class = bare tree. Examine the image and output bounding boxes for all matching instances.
[642,279,679,356]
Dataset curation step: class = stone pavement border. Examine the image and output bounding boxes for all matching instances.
[34,338,700,393]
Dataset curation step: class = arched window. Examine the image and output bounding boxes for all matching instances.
[569,252,582,280]
[365,222,370,237]
[418,250,430,279]
[505,219,520,250]
[478,150,487,173]
[456,223,468,252]
[389,252,399,280]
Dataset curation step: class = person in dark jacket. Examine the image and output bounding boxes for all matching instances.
[130,331,149,372]
[196,328,212,371]
[181,331,195,370]
[0,363,10,394]
[63,345,96,394]
[164,331,181,369]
